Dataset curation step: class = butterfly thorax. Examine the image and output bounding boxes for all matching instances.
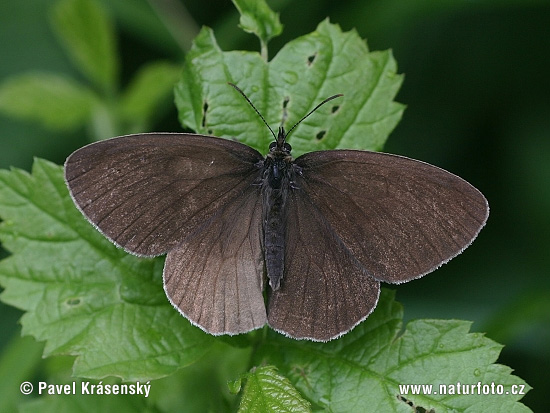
[262,128,294,290]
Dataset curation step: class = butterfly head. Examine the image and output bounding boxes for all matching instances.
[269,127,293,157]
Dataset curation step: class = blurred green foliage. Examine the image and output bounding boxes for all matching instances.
[1,0,549,411]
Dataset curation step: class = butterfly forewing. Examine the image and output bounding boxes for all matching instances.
[268,184,380,341]
[294,150,489,284]
[65,133,264,256]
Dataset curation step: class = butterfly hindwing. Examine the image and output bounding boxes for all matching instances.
[164,186,266,335]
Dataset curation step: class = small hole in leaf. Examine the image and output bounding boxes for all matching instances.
[397,395,414,408]
[316,130,326,140]
[281,97,290,123]
[202,101,209,127]
[397,395,435,413]
[282,97,290,109]
[66,298,81,306]
[307,53,317,65]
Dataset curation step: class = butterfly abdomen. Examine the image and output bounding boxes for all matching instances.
[262,156,292,290]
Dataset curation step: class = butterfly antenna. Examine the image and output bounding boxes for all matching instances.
[228,83,277,140]
[229,83,343,140]
[285,93,343,138]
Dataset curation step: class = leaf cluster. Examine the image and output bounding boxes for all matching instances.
[0,0,180,140]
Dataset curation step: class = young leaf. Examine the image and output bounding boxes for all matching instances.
[175,19,404,157]
[0,159,215,381]
[0,73,97,130]
[237,366,311,413]
[231,0,283,55]
[50,0,118,93]
[253,290,532,412]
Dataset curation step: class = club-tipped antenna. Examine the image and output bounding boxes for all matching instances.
[229,82,343,140]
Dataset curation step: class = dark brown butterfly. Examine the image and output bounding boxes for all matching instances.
[64,85,489,341]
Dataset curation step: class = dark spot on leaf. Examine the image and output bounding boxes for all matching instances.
[207,129,213,135]
[397,395,435,413]
[397,395,414,408]
[281,97,290,123]
[202,101,209,127]
[66,298,81,306]
[307,53,317,66]
[331,105,340,113]
[316,130,326,140]
[282,97,290,109]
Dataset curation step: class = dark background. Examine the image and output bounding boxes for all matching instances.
[1,0,549,411]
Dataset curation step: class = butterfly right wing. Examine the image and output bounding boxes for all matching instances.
[293,150,489,284]
[66,133,268,334]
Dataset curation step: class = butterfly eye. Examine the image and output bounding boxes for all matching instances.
[269,142,277,150]
[283,143,292,152]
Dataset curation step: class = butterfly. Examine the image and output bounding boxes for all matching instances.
[64,84,489,341]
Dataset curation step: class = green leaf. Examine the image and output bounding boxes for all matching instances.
[0,335,44,413]
[237,366,311,413]
[253,290,532,412]
[50,0,118,92]
[0,159,215,381]
[175,19,404,157]
[118,61,181,130]
[231,0,283,54]
[228,377,243,395]
[0,73,97,130]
